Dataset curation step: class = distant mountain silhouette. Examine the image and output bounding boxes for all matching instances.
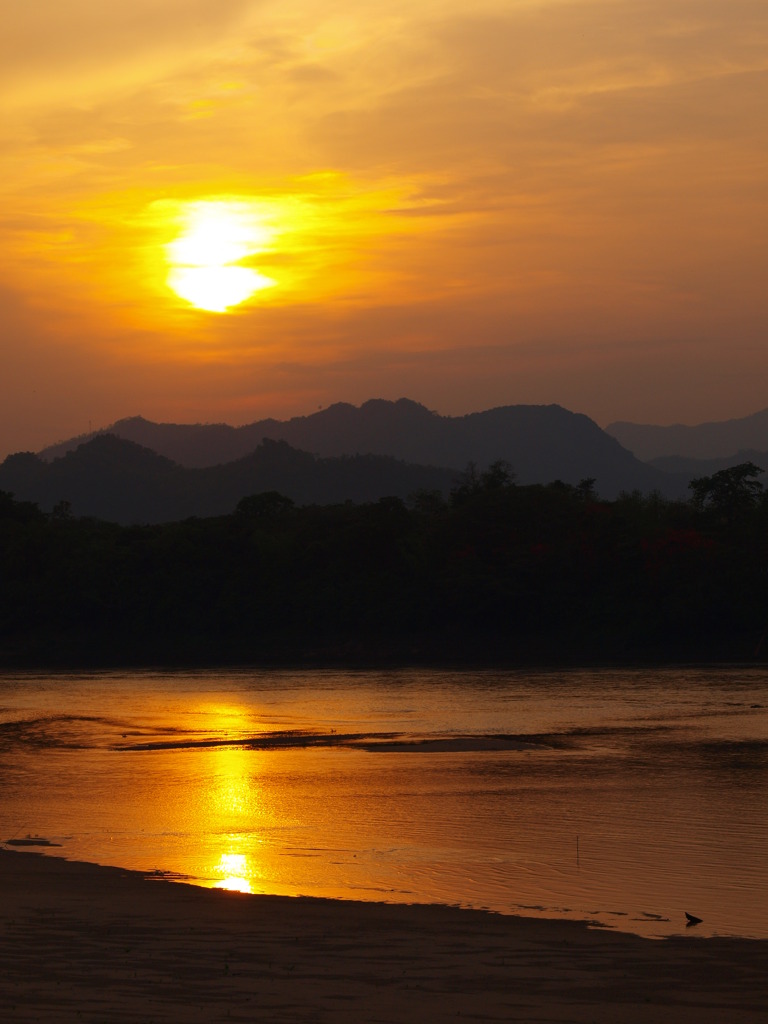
[38,399,675,499]
[0,434,459,524]
[648,449,768,480]
[607,408,768,461]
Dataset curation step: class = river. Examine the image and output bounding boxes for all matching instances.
[0,667,765,939]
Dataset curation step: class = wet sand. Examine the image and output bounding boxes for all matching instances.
[1,848,766,1023]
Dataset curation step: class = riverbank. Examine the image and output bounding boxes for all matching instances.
[1,849,766,1023]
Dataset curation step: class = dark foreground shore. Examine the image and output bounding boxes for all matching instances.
[1,849,766,1023]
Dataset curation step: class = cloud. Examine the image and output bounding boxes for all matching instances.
[1,0,256,88]
[311,0,768,172]
[2,0,767,448]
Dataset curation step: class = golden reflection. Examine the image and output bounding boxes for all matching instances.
[207,741,261,827]
[194,703,266,893]
[214,852,254,894]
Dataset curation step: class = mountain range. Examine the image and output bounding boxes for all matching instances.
[606,407,768,461]
[0,435,458,525]
[36,398,673,497]
[12,397,768,524]
[41,401,659,486]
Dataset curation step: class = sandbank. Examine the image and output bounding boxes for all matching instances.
[1,848,766,1023]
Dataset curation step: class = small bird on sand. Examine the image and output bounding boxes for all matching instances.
[685,912,703,926]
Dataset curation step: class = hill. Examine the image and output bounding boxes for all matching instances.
[38,399,677,499]
[0,434,458,524]
[606,408,768,461]
[648,449,768,480]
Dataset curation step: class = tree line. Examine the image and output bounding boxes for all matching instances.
[1,462,767,666]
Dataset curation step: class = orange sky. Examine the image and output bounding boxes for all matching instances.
[2,0,767,457]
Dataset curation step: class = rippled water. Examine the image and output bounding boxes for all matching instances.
[0,667,766,939]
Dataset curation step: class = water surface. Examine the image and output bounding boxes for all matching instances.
[1,667,766,939]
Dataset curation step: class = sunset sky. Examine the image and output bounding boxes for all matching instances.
[2,0,767,458]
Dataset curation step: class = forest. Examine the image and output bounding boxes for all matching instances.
[1,462,767,667]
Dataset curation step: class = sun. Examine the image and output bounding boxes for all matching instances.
[165,201,275,312]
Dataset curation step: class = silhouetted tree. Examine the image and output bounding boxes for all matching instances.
[0,490,44,523]
[52,499,73,520]
[688,462,764,518]
[236,491,295,521]
[577,478,597,502]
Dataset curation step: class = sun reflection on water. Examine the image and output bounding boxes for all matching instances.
[196,704,267,894]
[214,852,254,894]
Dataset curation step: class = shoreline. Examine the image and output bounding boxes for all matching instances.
[2,655,767,672]
[1,849,766,1022]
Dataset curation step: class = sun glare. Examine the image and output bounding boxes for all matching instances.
[214,852,254,893]
[165,201,275,312]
